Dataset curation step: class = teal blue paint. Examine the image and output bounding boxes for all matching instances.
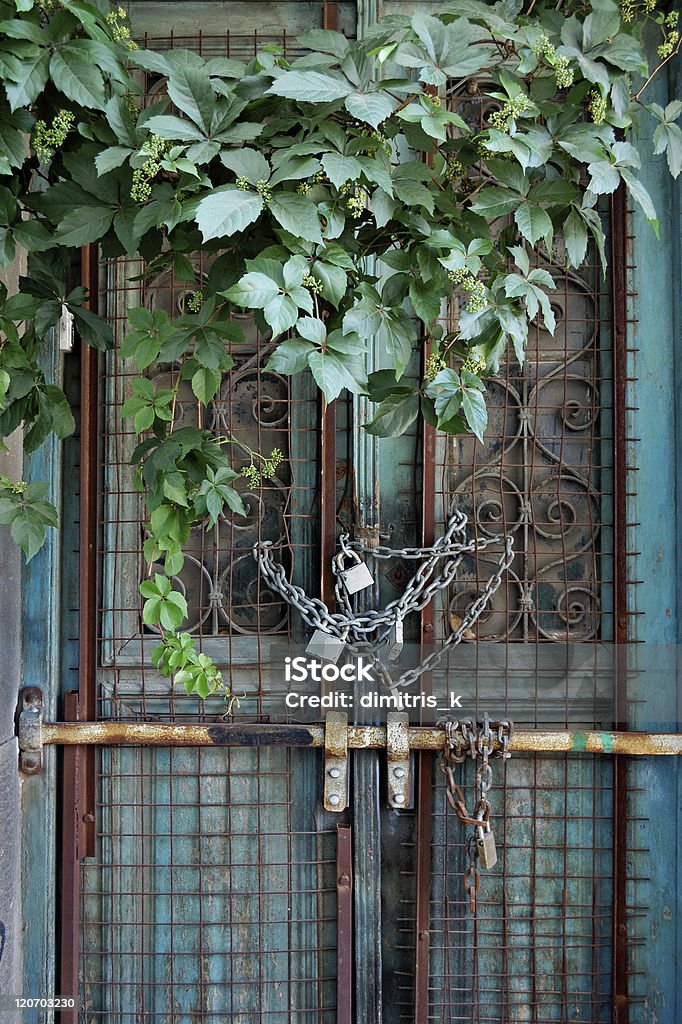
[601,732,613,754]
[21,334,61,1023]
[572,731,587,752]
[627,35,680,1022]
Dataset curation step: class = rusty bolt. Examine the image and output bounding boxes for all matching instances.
[83,813,95,823]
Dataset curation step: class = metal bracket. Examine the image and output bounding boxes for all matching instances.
[18,686,44,775]
[324,711,348,812]
[386,712,411,808]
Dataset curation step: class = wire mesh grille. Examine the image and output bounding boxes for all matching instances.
[98,32,321,711]
[80,744,340,1022]
[75,29,648,1024]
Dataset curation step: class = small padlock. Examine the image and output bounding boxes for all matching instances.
[306,629,346,664]
[339,554,375,596]
[476,822,497,870]
[387,615,404,662]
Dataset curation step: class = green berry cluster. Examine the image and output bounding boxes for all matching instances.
[236,176,250,190]
[131,136,170,203]
[241,464,261,488]
[105,6,138,50]
[186,291,203,313]
[530,32,554,58]
[658,11,679,59]
[554,56,574,89]
[32,109,75,161]
[124,93,139,120]
[424,352,447,383]
[620,0,656,22]
[339,180,353,196]
[297,182,312,195]
[445,156,464,183]
[488,94,530,132]
[367,128,390,155]
[0,474,26,495]
[241,447,284,487]
[587,88,607,125]
[312,170,326,184]
[302,273,323,295]
[448,268,487,313]
[461,353,487,375]
[36,0,59,11]
[256,179,272,205]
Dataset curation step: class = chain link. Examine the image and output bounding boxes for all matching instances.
[439,717,513,914]
[254,513,514,690]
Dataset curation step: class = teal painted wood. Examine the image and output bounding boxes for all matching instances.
[81,742,338,1021]
[626,41,681,1022]
[21,331,63,1024]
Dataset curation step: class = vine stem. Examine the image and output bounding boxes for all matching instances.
[632,37,682,103]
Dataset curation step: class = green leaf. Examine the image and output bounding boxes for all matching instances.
[308,348,363,403]
[269,192,323,244]
[167,65,215,132]
[220,148,270,183]
[50,46,106,109]
[44,384,75,439]
[461,386,488,443]
[470,187,521,219]
[95,146,133,176]
[619,169,658,234]
[266,338,314,375]
[263,293,300,337]
[144,114,206,142]
[321,152,363,189]
[298,28,350,59]
[563,207,588,267]
[191,367,222,404]
[55,206,115,247]
[195,187,263,241]
[587,160,621,195]
[344,90,396,128]
[514,203,553,247]
[4,50,49,110]
[267,70,351,103]
[296,316,326,345]
[409,277,442,324]
[365,391,420,436]
[310,260,347,307]
[224,272,280,308]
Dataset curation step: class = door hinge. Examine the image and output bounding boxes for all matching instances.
[18,686,44,775]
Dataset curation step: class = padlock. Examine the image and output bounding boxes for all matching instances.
[305,628,346,664]
[338,554,375,596]
[476,822,497,870]
[387,615,404,662]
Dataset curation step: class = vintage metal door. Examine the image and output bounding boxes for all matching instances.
[18,2,678,1023]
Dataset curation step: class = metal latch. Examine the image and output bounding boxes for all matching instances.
[324,711,348,812]
[386,712,411,808]
[18,686,44,775]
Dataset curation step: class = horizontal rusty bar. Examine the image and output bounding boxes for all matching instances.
[32,721,682,755]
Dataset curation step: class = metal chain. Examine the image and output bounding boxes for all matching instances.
[439,717,513,915]
[254,513,514,689]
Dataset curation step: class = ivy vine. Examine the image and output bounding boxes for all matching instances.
[0,0,679,702]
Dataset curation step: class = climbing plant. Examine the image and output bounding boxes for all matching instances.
[0,0,679,699]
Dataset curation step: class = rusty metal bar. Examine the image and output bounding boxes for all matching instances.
[415,344,436,1024]
[336,824,353,1024]
[79,242,99,857]
[59,692,82,1024]
[610,185,630,1024]
[320,398,337,609]
[28,719,682,755]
